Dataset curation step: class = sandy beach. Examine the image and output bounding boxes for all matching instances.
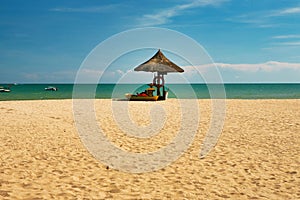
[0,99,299,199]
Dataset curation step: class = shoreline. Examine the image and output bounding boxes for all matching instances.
[0,98,299,102]
[1,84,299,101]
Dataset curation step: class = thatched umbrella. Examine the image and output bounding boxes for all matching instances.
[134,49,184,73]
[134,49,184,99]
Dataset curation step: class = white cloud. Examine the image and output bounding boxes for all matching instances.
[218,61,300,72]
[21,70,77,83]
[271,35,300,47]
[138,0,229,26]
[273,41,300,46]
[272,34,300,39]
[50,4,120,13]
[226,10,273,27]
[184,61,300,73]
[229,5,300,28]
[275,7,300,15]
[23,73,40,81]
[183,65,212,74]
[116,69,125,76]
[81,69,103,74]
[257,24,278,28]
[20,62,300,83]
[177,61,300,83]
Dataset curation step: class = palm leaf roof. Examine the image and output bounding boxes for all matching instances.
[134,49,184,73]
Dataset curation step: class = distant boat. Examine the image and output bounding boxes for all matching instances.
[0,86,11,93]
[0,88,10,93]
[45,86,58,91]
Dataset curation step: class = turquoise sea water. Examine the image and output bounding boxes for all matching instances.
[0,84,299,101]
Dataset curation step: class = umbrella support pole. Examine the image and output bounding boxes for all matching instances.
[153,72,166,100]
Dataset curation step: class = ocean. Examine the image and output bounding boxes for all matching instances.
[0,84,299,101]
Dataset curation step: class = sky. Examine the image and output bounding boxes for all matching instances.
[1,0,300,83]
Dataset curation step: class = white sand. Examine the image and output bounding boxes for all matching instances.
[0,99,299,199]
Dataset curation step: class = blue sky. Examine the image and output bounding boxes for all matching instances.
[1,0,300,83]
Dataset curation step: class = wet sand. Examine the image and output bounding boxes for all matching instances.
[0,99,299,199]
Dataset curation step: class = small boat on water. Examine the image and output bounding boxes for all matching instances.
[0,88,10,93]
[45,86,58,91]
[0,86,11,93]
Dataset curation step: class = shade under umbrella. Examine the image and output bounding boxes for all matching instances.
[134,49,184,73]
